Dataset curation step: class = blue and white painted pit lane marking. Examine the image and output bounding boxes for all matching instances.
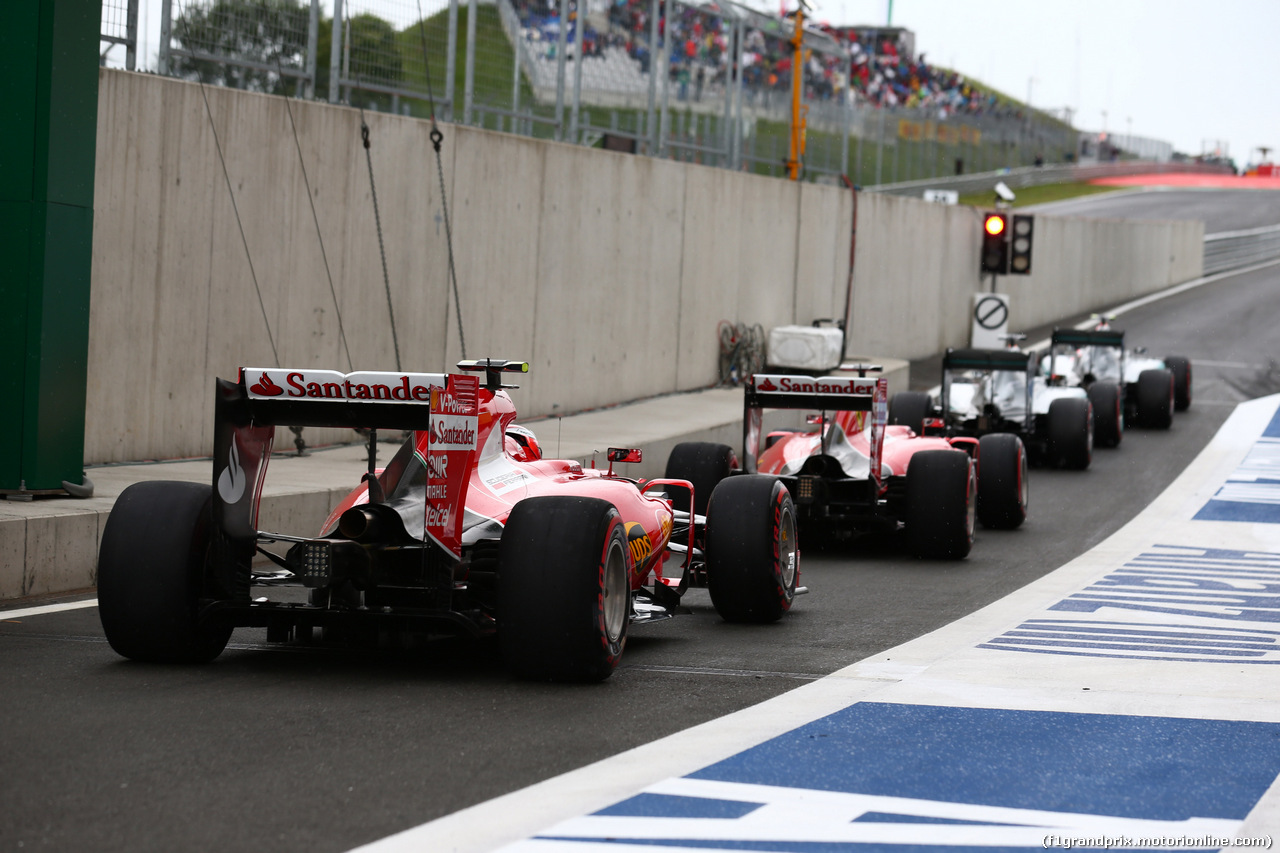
[353,396,1280,853]
[524,704,1277,851]
[1196,404,1280,523]
[983,545,1280,663]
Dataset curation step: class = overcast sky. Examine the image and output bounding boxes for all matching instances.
[110,0,1280,165]
[794,0,1280,165]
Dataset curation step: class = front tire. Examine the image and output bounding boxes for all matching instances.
[977,434,1028,529]
[705,475,798,623]
[97,481,232,663]
[1165,356,1192,411]
[498,496,629,682]
[664,441,738,516]
[1047,397,1093,470]
[1137,368,1174,429]
[1087,382,1123,448]
[905,450,976,559]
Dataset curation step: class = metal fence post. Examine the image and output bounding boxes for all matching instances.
[658,42,670,157]
[464,0,477,125]
[891,115,899,182]
[735,17,745,170]
[305,0,319,99]
[840,55,852,175]
[158,0,172,75]
[125,0,137,70]
[446,0,458,120]
[646,0,659,154]
[855,108,863,183]
[874,107,884,184]
[327,0,342,102]
[341,14,351,103]
[721,17,733,168]
[511,24,522,120]
[570,0,583,141]
[554,0,567,140]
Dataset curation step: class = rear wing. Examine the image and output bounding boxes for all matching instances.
[231,368,448,430]
[213,367,481,566]
[743,373,888,493]
[941,348,1034,432]
[942,348,1035,373]
[1050,328,1125,349]
[744,374,883,412]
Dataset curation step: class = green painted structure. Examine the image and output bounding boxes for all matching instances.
[1,0,99,496]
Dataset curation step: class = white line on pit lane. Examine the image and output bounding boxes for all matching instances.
[0,599,98,620]
[1197,359,1269,369]
[1009,258,1280,358]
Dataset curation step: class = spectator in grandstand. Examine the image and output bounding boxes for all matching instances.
[508,0,1017,120]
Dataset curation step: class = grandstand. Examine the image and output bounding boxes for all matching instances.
[141,0,1087,181]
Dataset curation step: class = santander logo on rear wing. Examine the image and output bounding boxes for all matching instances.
[236,368,450,432]
[241,368,447,403]
[743,372,889,495]
[748,374,881,401]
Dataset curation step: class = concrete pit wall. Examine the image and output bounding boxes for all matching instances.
[85,69,1203,464]
[845,192,1205,360]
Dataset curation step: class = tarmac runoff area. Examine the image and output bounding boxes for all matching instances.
[0,360,909,603]
[353,393,1280,853]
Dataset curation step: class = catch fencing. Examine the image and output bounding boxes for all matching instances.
[104,0,1084,183]
[100,0,138,70]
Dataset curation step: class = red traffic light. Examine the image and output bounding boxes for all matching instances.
[980,212,1009,274]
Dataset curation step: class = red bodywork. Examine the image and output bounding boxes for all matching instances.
[741,372,975,538]
[318,383,677,592]
[756,410,955,480]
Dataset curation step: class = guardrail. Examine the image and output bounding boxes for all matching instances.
[1204,224,1280,275]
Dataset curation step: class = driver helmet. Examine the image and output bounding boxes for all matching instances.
[505,424,542,462]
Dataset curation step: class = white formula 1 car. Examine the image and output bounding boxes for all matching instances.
[891,339,1093,471]
[1042,319,1192,441]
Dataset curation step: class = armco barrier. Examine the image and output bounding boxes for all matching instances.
[84,69,1202,464]
[1204,224,1280,274]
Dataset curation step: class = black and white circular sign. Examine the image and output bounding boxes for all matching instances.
[974,295,1009,330]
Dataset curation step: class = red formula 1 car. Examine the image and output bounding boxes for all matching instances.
[665,369,1027,560]
[96,360,799,681]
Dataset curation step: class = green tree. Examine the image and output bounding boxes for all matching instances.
[337,13,403,110]
[172,0,311,94]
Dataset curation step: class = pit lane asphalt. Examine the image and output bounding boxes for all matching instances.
[4,203,1279,853]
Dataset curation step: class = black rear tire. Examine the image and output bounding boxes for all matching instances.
[977,434,1027,530]
[664,441,738,516]
[905,451,976,559]
[1047,397,1093,470]
[498,496,629,681]
[1165,355,1192,411]
[97,481,232,663]
[888,391,932,435]
[1137,368,1174,429]
[1087,382,1123,448]
[705,475,798,623]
